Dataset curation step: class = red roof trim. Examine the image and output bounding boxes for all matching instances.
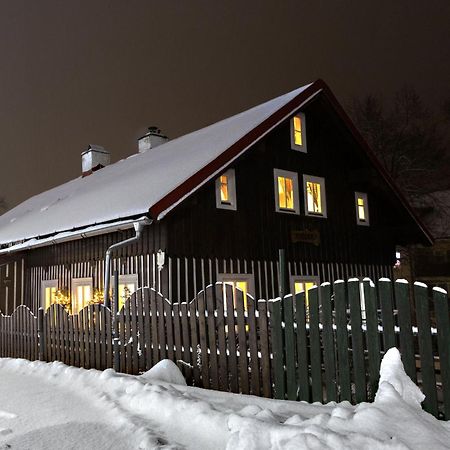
[149,79,432,245]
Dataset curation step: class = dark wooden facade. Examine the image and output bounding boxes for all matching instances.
[0,94,426,312]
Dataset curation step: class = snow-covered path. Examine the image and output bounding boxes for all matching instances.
[0,350,450,449]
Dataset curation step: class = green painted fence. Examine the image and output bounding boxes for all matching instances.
[269,278,450,420]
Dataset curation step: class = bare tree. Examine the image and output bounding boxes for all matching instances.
[350,87,448,197]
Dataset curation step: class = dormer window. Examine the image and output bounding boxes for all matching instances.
[303,175,327,218]
[355,192,369,225]
[290,113,307,153]
[274,169,300,214]
[216,169,236,210]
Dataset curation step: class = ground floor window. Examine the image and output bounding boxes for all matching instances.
[112,274,139,311]
[41,280,58,310]
[71,278,93,314]
[217,273,254,312]
[290,276,320,319]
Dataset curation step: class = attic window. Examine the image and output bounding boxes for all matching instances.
[216,169,236,210]
[355,192,369,226]
[303,175,327,217]
[290,113,307,152]
[274,169,300,214]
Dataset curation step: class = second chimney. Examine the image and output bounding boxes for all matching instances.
[81,145,110,177]
[138,126,169,153]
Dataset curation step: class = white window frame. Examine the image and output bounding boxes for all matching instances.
[111,273,139,311]
[217,273,255,298]
[71,277,93,313]
[41,279,58,309]
[355,192,370,226]
[215,168,237,211]
[303,174,327,218]
[274,168,300,215]
[290,113,307,153]
[289,275,320,297]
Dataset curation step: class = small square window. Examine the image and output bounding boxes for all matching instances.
[216,169,237,210]
[274,169,300,214]
[303,175,327,218]
[290,113,307,152]
[355,192,369,226]
[217,273,255,313]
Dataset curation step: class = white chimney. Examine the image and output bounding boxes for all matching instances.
[81,145,110,177]
[138,127,169,153]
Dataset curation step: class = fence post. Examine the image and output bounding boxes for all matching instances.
[38,307,45,361]
[113,270,120,372]
[278,249,288,299]
[269,298,285,399]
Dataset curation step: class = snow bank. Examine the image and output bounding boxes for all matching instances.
[139,359,187,385]
[0,350,449,449]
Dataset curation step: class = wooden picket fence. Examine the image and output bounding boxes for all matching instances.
[0,279,448,419]
[270,279,450,419]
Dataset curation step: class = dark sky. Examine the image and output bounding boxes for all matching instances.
[1,1,449,210]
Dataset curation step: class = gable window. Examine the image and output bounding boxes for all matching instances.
[274,169,300,214]
[216,169,237,210]
[72,277,93,314]
[303,175,327,217]
[112,274,139,311]
[42,280,58,310]
[355,192,369,226]
[290,113,307,152]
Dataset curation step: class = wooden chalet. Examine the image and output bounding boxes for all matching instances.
[0,79,432,315]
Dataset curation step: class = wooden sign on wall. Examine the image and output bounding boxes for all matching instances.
[291,229,320,246]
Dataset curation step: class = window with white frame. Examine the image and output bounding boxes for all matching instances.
[71,277,93,314]
[290,113,307,153]
[111,274,139,311]
[217,273,254,313]
[274,168,300,214]
[303,174,327,217]
[215,168,237,210]
[355,192,369,226]
[290,276,320,319]
[41,279,58,310]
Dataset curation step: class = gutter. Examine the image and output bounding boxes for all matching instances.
[103,217,152,309]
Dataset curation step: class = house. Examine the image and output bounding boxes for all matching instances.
[395,189,450,292]
[0,79,432,315]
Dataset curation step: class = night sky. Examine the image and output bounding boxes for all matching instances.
[1,1,449,210]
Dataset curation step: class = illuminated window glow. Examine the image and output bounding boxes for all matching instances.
[290,113,307,152]
[278,176,294,210]
[223,280,249,312]
[304,175,327,217]
[293,116,302,146]
[220,175,230,203]
[45,287,57,310]
[355,192,369,225]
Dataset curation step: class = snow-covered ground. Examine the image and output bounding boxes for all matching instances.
[0,349,449,449]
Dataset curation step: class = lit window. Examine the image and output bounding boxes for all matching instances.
[303,175,327,217]
[274,169,300,214]
[41,280,58,310]
[291,276,319,321]
[216,169,237,210]
[355,192,369,225]
[72,278,93,314]
[217,274,254,313]
[112,274,139,311]
[290,113,307,152]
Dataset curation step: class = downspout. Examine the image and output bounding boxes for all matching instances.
[103,217,152,308]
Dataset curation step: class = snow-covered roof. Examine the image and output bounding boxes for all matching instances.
[0,82,318,246]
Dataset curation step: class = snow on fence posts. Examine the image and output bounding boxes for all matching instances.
[269,278,450,420]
